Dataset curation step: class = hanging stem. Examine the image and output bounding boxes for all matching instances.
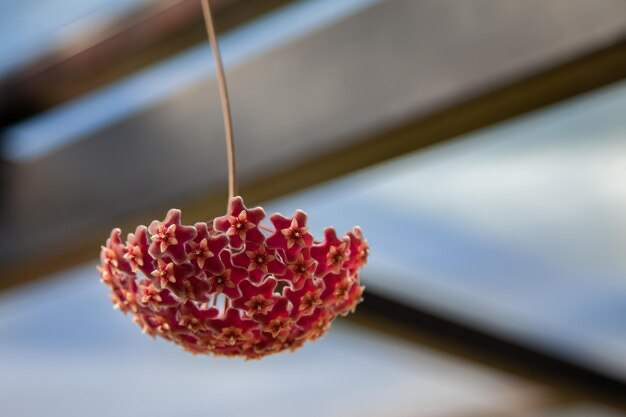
[201,0,237,201]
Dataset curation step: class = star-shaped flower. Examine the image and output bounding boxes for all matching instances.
[208,308,257,346]
[172,275,212,304]
[285,279,324,318]
[264,316,292,339]
[283,249,316,290]
[346,226,369,271]
[151,259,175,289]
[148,209,197,264]
[310,227,350,276]
[245,244,273,274]
[308,317,331,340]
[101,228,133,274]
[139,282,162,306]
[296,309,333,341]
[299,290,323,315]
[176,304,219,334]
[319,271,345,302]
[124,225,154,275]
[109,291,127,313]
[187,222,228,274]
[139,282,180,310]
[266,210,313,261]
[232,243,286,282]
[213,197,265,249]
[220,326,245,346]
[133,313,157,338]
[233,277,278,317]
[177,315,204,333]
[254,295,290,325]
[97,265,114,288]
[356,241,369,265]
[153,315,173,335]
[98,253,133,299]
[228,211,254,239]
[150,258,193,290]
[207,269,235,294]
[205,251,247,299]
[334,282,365,316]
[333,277,353,301]
[253,336,288,355]
[137,312,174,337]
[326,243,349,274]
[100,246,119,270]
[244,295,275,317]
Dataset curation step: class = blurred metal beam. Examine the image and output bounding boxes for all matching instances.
[0,0,296,127]
[1,0,625,290]
[350,291,626,410]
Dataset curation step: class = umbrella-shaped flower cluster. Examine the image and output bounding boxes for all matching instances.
[98,197,367,359]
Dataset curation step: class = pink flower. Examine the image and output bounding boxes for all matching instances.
[334,281,365,317]
[266,210,313,261]
[187,222,228,274]
[346,226,369,271]
[148,209,197,264]
[232,243,286,282]
[244,294,275,317]
[205,251,247,299]
[102,228,132,274]
[175,275,212,304]
[209,308,257,346]
[150,258,193,291]
[285,279,323,319]
[124,226,154,276]
[213,197,265,249]
[319,271,345,303]
[234,277,278,318]
[333,277,353,301]
[310,227,350,276]
[98,196,368,359]
[282,249,316,290]
[264,316,292,339]
[298,289,323,316]
[177,304,218,333]
[297,309,332,341]
[207,270,236,295]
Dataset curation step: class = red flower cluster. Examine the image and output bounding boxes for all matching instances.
[98,197,367,359]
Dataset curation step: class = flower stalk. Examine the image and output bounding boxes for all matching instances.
[201,0,237,201]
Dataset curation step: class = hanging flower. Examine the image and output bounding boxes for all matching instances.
[98,196,368,359]
[283,249,316,290]
[148,209,198,264]
[266,210,313,261]
[186,222,228,274]
[213,197,265,249]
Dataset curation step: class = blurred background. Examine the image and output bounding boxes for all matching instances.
[1,0,626,416]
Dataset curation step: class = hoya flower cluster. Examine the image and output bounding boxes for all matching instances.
[98,197,367,359]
